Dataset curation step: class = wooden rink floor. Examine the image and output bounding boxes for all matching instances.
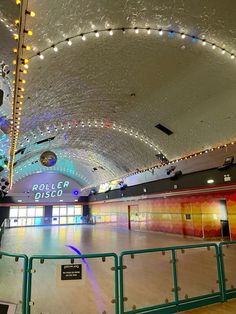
[0,224,235,314]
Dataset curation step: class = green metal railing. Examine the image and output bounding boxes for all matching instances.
[0,251,28,314]
[119,243,223,314]
[219,241,236,302]
[1,241,236,314]
[26,252,119,314]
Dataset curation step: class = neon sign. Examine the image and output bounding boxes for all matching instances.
[32,180,70,200]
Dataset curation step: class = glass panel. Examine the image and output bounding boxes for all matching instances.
[0,254,26,314]
[10,218,18,227]
[221,244,236,290]
[17,218,27,227]
[26,218,34,226]
[122,251,174,311]
[60,217,67,224]
[10,207,18,218]
[67,206,74,216]
[75,206,82,215]
[75,216,82,223]
[35,207,44,217]
[52,217,59,225]
[68,217,75,224]
[18,207,27,217]
[27,207,35,217]
[59,207,67,216]
[30,256,116,314]
[52,207,59,216]
[176,246,219,300]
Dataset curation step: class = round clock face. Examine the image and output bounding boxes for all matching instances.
[40,151,57,167]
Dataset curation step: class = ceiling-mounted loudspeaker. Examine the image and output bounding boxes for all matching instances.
[218,156,234,171]
[90,188,97,195]
[166,165,176,175]
[170,170,183,181]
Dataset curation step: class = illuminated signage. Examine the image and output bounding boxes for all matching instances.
[32,181,70,200]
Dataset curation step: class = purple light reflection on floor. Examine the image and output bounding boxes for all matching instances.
[65,244,104,312]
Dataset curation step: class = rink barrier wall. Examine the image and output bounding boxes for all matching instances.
[1,242,236,313]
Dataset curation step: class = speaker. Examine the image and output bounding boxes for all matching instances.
[170,170,183,181]
[0,89,3,107]
[218,156,234,170]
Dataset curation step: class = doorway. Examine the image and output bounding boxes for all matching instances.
[219,199,230,239]
[128,205,139,230]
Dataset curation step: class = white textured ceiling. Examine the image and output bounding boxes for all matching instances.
[5,0,236,187]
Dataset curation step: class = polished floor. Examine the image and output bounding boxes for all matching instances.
[184,300,236,313]
[0,225,234,314]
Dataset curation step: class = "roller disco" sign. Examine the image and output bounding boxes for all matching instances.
[32,181,70,200]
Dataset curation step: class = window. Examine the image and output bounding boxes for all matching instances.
[9,206,44,220]
[52,205,83,225]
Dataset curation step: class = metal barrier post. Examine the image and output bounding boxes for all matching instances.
[171,250,179,308]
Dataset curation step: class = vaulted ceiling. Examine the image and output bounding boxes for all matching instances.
[2,0,236,188]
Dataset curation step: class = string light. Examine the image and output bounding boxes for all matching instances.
[27,27,236,66]
[25,10,36,17]
[53,45,58,52]
[24,29,33,36]
[67,39,72,46]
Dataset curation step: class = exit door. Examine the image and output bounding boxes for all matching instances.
[128,205,139,230]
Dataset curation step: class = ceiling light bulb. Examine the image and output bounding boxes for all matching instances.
[25,45,31,51]
[15,19,20,25]
[95,31,99,37]
[181,33,186,39]
[212,44,216,49]
[82,34,86,41]
[147,28,151,34]
[13,48,17,53]
[24,64,28,69]
[39,53,44,59]
[158,29,163,36]
[23,69,27,74]
[202,40,206,46]
[135,28,139,34]
[14,34,19,40]
[53,45,58,52]
[222,49,225,54]
[109,29,113,36]
[231,54,235,59]
[16,0,21,4]
[29,11,36,17]
[67,39,72,46]
[25,29,33,36]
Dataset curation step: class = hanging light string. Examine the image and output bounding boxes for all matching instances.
[9,0,35,187]
[16,118,236,178]
[30,26,236,61]
[17,120,160,153]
